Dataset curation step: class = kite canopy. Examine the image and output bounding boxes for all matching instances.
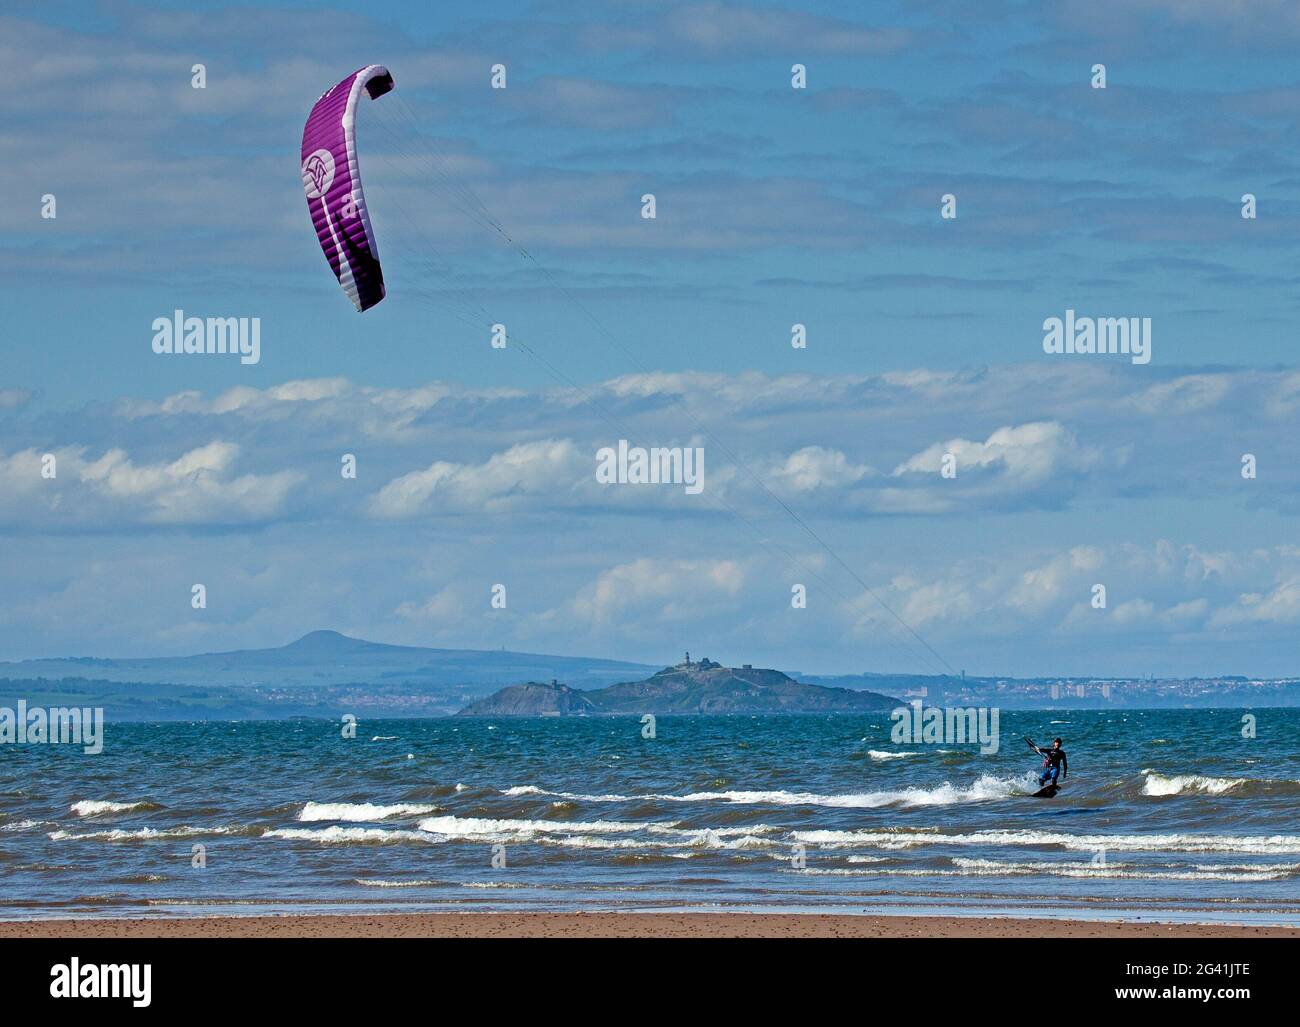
[301,65,394,312]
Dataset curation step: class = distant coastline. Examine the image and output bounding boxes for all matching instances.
[1,631,1297,721]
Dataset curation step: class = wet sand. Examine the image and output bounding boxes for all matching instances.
[0,913,1295,938]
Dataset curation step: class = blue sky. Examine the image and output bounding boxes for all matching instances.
[4,1,1300,676]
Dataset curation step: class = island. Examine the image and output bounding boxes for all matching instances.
[456,656,901,716]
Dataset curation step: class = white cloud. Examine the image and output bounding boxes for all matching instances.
[1211,578,1300,627]
[893,421,1097,483]
[769,446,872,491]
[1008,546,1105,610]
[569,557,746,627]
[370,439,587,519]
[0,442,302,525]
[1129,373,1233,416]
[396,585,469,625]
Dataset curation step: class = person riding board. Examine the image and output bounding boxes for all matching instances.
[1025,736,1067,790]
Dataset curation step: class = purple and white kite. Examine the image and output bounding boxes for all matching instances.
[301,65,394,312]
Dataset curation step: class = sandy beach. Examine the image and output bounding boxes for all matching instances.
[1,913,1295,939]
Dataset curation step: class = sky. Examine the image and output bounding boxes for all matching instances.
[4,0,1300,677]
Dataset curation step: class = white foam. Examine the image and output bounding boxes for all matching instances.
[1192,862,1300,874]
[648,829,775,850]
[297,801,441,822]
[535,834,657,850]
[867,750,915,761]
[49,825,233,841]
[501,774,1034,809]
[645,823,779,838]
[461,881,525,888]
[0,819,49,832]
[417,815,647,841]
[789,827,1300,855]
[263,826,431,844]
[1141,771,1245,796]
[355,879,441,888]
[951,857,1289,882]
[790,860,1288,881]
[70,800,155,816]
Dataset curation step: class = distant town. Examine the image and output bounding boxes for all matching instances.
[0,633,1296,720]
[802,671,1300,709]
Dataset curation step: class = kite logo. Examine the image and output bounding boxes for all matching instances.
[303,148,336,198]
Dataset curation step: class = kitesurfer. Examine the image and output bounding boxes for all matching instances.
[1027,736,1068,788]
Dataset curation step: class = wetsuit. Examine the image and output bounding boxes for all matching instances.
[1038,747,1067,787]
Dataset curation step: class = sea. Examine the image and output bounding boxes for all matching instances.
[2,709,1298,925]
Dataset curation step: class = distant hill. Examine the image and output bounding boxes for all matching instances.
[0,630,657,690]
[458,680,597,717]
[0,632,660,720]
[458,658,901,716]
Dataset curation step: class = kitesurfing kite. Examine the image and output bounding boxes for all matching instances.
[300,65,394,312]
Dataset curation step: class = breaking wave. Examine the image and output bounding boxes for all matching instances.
[49,825,243,842]
[951,857,1294,882]
[263,826,432,845]
[1141,771,1245,797]
[297,802,442,822]
[70,800,161,817]
[789,827,1300,855]
[500,774,1036,809]
[356,878,442,888]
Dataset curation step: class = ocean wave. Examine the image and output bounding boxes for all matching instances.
[355,878,442,888]
[1193,862,1300,873]
[561,832,772,853]
[646,823,779,837]
[70,800,161,817]
[297,801,442,822]
[951,857,1291,882]
[0,819,50,833]
[263,827,431,845]
[417,815,648,841]
[407,815,782,851]
[1141,771,1245,796]
[789,827,1300,855]
[534,834,654,850]
[499,774,1036,809]
[49,825,241,842]
[789,859,1289,881]
[570,830,775,851]
[866,750,915,761]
